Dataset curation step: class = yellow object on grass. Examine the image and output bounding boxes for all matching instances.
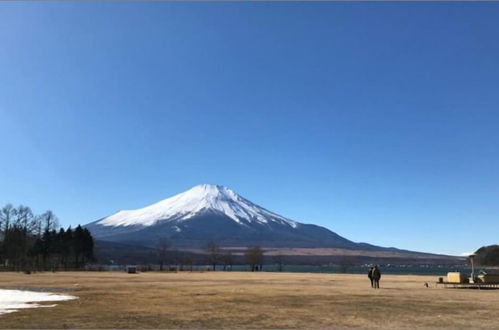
[447,272,465,283]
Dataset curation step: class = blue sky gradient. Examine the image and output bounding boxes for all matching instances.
[1,2,498,255]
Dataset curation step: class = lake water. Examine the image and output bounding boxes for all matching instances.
[225,264,472,276]
[98,263,474,276]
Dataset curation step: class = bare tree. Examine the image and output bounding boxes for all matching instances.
[157,237,171,271]
[272,252,286,272]
[39,210,59,233]
[205,241,221,271]
[338,256,354,273]
[14,205,34,234]
[245,246,264,271]
[0,204,15,232]
[184,254,195,272]
[32,215,43,238]
[171,248,181,271]
[221,251,234,271]
[176,250,187,271]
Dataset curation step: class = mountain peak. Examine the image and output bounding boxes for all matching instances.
[187,184,233,198]
[95,184,297,228]
[194,183,226,190]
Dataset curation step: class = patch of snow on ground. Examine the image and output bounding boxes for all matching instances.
[0,289,77,315]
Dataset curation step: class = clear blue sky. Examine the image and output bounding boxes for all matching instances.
[1,2,498,256]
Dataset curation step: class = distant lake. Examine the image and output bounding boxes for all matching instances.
[98,264,475,276]
[226,264,472,276]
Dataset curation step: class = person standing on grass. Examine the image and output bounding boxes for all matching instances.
[371,265,381,289]
[368,267,374,288]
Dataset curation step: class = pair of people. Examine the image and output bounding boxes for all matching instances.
[368,265,381,289]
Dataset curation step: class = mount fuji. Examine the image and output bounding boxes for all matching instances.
[85,184,377,249]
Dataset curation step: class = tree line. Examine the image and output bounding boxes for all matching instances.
[0,203,94,271]
[474,245,499,266]
[156,239,284,271]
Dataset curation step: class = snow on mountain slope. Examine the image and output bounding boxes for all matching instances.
[97,184,298,228]
[86,185,461,257]
[87,184,389,250]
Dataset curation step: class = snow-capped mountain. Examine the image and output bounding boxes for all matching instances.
[85,184,367,249]
[97,184,298,228]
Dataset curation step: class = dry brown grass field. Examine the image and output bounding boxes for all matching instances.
[1,271,498,329]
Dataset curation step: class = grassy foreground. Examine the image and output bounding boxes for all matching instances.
[0,271,498,328]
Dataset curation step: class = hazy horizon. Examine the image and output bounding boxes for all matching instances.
[1,2,498,256]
